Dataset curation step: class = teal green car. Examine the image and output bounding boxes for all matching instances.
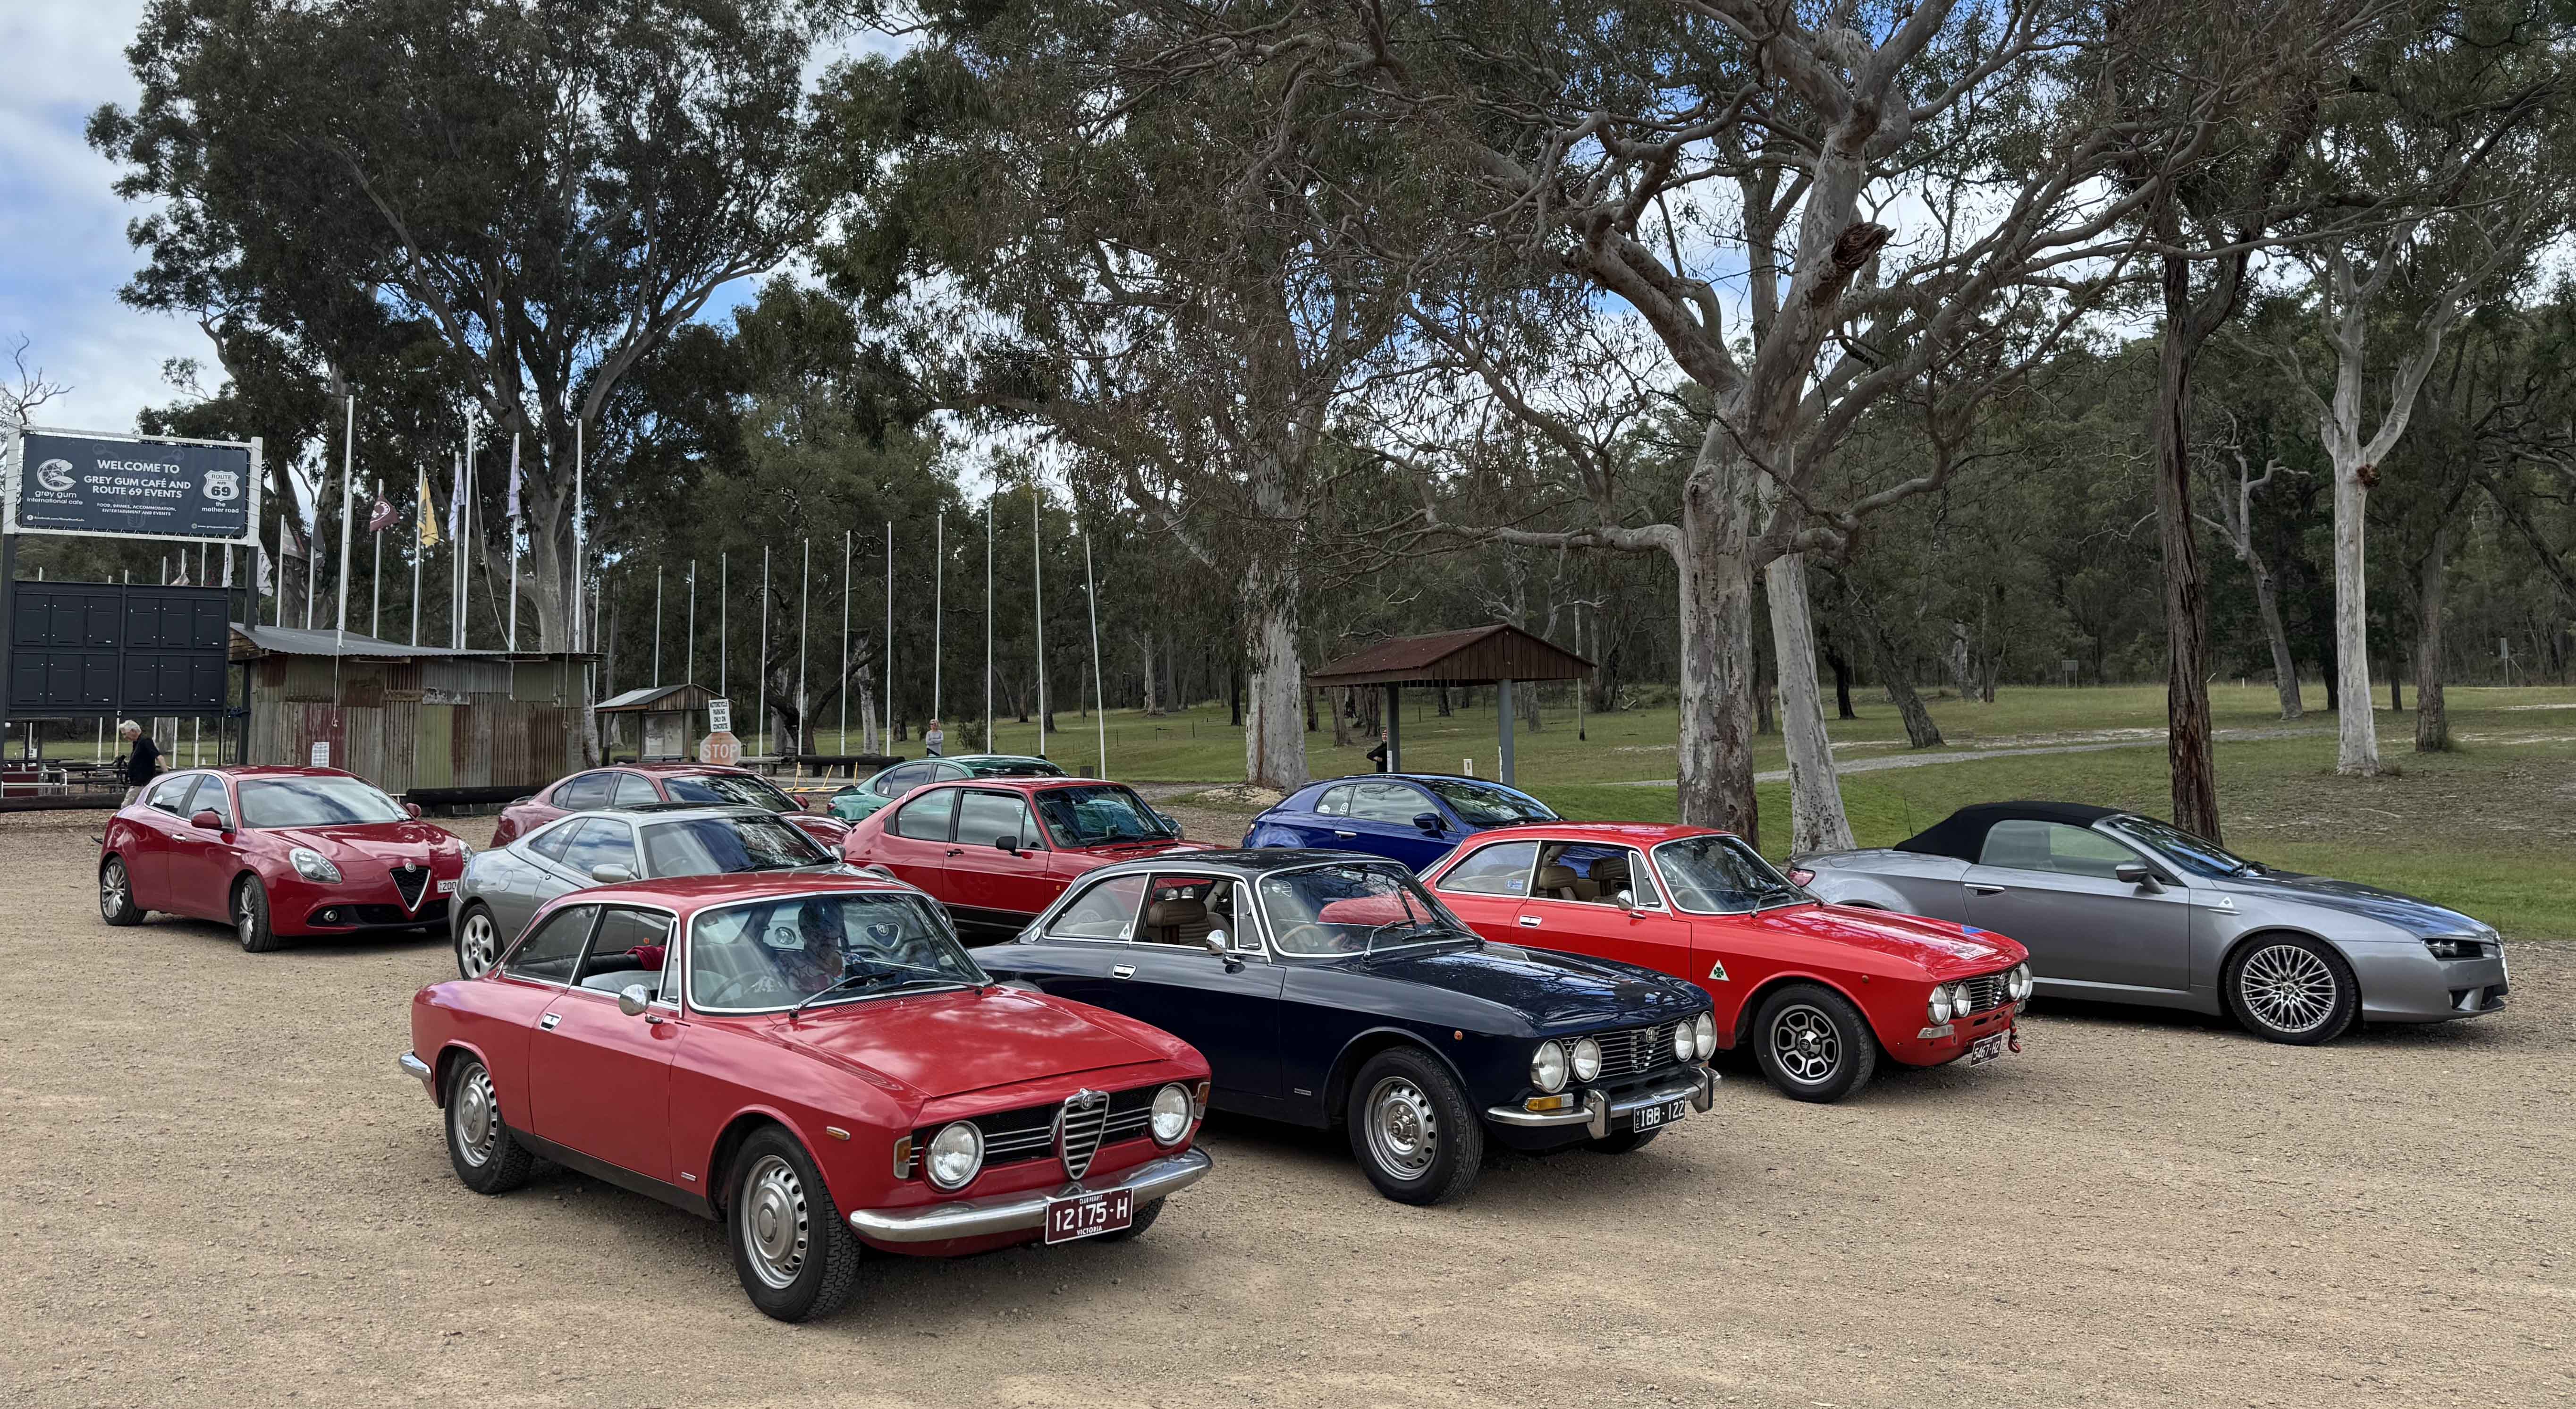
[828,754,1067,821]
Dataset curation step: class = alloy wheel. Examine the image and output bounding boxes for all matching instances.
[100,860,128,920]
[451,1065,499,1169]
[2240,943,2338,1034]
[235,891,257,947]
[1364,1076,1438,1180]
[741,1154,811,1290]
[458,912,498,977]
[1770,1004,1841,1084]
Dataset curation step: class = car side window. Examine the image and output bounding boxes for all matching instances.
[1048,874,1149,941]
[891,788,959,841]
[1312,784,1354,817]
[576,907,676,991]
[1347,781,1431,825]
[1137,875,1233,950]
[956,791,1038,849]
[555,771,614,810]
[878,763,933,799]
[185,774,232,827]
[146,773,198,814]
[1438,840,1539,896]
[1979,820,2137,880]
[527,818,579,862]
[1531,842,1653,906]
[557,817,639,877]
[610,772,660,807]
[504,903,598,984]
[936,763,969,781]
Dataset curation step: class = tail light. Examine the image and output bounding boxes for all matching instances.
[1787,867,1816,887]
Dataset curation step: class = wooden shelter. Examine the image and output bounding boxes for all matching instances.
[595,682,717,763]
[1307,624,1593,786]
[229,624,596,806]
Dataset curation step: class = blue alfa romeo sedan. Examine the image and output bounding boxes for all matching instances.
[1242,772,1560,871]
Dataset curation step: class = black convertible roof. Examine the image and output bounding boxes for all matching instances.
[1894,801,2125,862]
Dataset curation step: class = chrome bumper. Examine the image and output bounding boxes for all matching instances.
[398,1051,435,1097]
[848,1148,1213,1244]
[1485,1066,1718,1138]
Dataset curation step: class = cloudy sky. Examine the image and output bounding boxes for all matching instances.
[0,3,199,434]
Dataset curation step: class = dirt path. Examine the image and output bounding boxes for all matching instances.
[1595,724,2341,786]
[3,811,2570,1408]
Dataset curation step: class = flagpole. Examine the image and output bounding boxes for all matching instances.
[796,540,811,762]
[335,391,354,641]
[507,432,521,651]
[933,510,944,723]
[1084,528,1106,777]
[1030,479,1046,761]
[653,563,664,684]
[272,514,284,627]
[758,546,770,756]
[370,477,383,639]
[573,405,585,654]
[984,497,994,755]
[409,475,422,647]
[686,560,698,685]
[839,530,852,753]
[719,552,728,700]
[884,519,894,749]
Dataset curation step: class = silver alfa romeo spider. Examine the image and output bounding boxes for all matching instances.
[451,802,849,978]
[1791,801,2508,1045]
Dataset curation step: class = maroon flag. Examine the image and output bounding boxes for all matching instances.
[367,479,397,534]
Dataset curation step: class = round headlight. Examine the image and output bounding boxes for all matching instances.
[1570,1037,1602,1083]
[1693,1012,1717,1060]
[1927,985,1955,1024]
[2008,964,2033,1002]
[925,1120,983,1190]
[1149,1082,1193,1145]
[1531,1040,1569,1094]
[1672,1022,1695,1062]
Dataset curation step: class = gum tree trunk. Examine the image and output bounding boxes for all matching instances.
[2331,460,2381,775]
[1766,550,1854,853]
[2251,555,2302,720]
[1239,552,1307,791]
[1674,451,1760,843]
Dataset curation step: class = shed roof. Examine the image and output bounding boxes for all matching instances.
[597,682,717,713]
[229,623,596,662]
[1307,623,1593,688]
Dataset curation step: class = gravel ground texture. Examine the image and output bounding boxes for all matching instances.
[3,806,2570,1409]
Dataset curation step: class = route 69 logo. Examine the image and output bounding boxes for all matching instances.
[203,468,241,501]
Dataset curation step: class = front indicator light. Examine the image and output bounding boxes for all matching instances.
[891,1134,914,1179]
[1523,1093,1574,1113]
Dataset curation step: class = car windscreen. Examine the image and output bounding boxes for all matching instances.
[1031,784,1175,847]
[1419,778,1557,827]
[686,892,983,1012]
[1652,834,1804,914]
[1256,863,1471,956]
[237,777,407,828]
[2100,814,2255,878]
[662,772,799,812]
[641,816,831,877]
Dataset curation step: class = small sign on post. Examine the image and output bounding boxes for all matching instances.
[701,699,741,767]
[707,698,733,734]
[309,741,331,768]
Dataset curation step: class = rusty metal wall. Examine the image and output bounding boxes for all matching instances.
[246,676,581,795]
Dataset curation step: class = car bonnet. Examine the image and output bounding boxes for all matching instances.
[1347,942,1705,1028]
[774,986,1168,1099]
[2229,871,2491,937]
[1750,902,2027,976]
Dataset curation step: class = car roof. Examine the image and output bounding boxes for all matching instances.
[1894,800,2126,861]
[199,766,362,780]
[912,774,1122,796]
[601,801,777,817]
[1073,846,1397,878]
[576,870,916,911]
[613,763,750,777]
[1299,772,1539,792]
[1439,822,1731,845]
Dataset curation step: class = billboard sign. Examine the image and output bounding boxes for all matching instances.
[5,426,260,543]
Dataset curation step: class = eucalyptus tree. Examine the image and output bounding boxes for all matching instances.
[91,0,844,664]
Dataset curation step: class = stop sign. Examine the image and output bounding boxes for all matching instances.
[699,730,742,767]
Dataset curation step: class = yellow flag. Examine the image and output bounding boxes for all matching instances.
[417,468,442,548]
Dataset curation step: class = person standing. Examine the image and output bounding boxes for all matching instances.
[923,719,946,757]
[118,720,162,805]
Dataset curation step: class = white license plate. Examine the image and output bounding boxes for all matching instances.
[436,880,459,895]
[1968,1032,2009,1066]
[1630,1099,1687,1133]
[1043,1187,1134,1244]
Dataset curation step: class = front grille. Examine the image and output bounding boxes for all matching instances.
[1057,1090,1111,1178]
[312,900,448,928]
[391,865,430,911]
[1956,971,2013,1013]
[928,1086,1161,1177]
[1595,1021,1689,1082]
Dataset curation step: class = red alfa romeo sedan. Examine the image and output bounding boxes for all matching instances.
[840,776,1208,937]
[399,871,1215,1322]
[1421,823,2032,1102]
[100,765,469,952]
[492,763,852,849]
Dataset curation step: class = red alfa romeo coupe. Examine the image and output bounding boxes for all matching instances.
[492,763,852,849]
[100,765,469,952]
[1422,823,2032,1102]
[840,776,1208,936]
[399,871,1215,1322]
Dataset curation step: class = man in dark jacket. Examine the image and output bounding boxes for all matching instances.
[119,720,162,805]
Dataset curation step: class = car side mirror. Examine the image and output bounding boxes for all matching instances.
[591,863,636,883]
[1613,889,1636,912]
[994,835,1020,854]
[2114,863,2157,889]
[616,984,651,1017]
[405,801,423,819]
[189,809,225,832]
[1204,929,1229,956]
[1412,812,1444,835]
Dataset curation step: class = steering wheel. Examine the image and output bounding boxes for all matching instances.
[1273,922,1336,953]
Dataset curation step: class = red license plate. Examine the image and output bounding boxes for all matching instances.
[1043,1187,1134,1244]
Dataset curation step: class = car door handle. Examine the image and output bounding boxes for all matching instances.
[1518,916,1542,928]
[1967,883,2007,896]
[1334,830,1358,839]
[1111,964,1135,979]
[945,848,964,857]
[538,1012,562,1030]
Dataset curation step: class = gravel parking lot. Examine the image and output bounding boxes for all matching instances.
[3,809,2570,1409]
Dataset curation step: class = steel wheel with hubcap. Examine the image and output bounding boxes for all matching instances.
[443,1056,532,1193]
[726,1127,860,1322]
[2225,936,2357,1045]
[455,906,500,978]
[1344,1046,1482,1205]
[1752,983,1876,1103]
[99,857,143,925]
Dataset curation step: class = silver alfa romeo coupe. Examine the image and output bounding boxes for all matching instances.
[1791,801,2508,1045]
